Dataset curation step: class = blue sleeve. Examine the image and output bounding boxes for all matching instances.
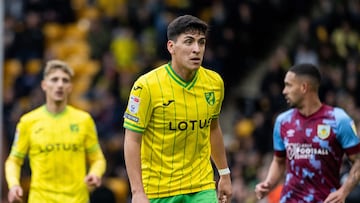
[273,115,285,151]
[334,108,360,149]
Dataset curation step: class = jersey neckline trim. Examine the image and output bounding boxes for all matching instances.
[42,105,68,118]
[165,63,198,90]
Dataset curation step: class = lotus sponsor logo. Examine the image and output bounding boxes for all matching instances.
[39,143,82,153]
[169,118,212,131]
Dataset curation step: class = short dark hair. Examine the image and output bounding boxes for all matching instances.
[289,63,321,86]
[167,15,208,41]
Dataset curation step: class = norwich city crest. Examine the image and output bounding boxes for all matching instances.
[205,92,215,105]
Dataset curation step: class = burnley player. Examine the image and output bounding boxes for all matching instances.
[255,63,360,202]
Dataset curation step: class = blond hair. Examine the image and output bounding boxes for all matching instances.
[43,60,74,78]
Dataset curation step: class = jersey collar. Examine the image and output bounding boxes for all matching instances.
[165,62,199,90]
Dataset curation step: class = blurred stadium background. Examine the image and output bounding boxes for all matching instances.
[2,0,360,202]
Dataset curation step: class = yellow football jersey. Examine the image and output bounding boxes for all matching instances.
[124,63,224,198]
[6,105,106,203]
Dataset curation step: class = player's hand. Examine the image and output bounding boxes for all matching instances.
[8,185,23,203]
[132,192,150,203]
[323,189,346,203]
[218,174,232,203]
[255,181,271,200]
[84,174,101,192]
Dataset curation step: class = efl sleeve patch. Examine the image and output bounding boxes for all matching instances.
[351,120,358,136]
[128,95,140,114]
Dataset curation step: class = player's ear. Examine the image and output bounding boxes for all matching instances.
[300,81,310,93]
[41,79,46,91]
[167,40,174,54]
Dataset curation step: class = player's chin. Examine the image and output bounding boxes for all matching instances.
[285,99,293,107]
[189,60,202,67]
[288,103,296,108]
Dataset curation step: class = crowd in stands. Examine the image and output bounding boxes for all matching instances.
[4,0,360,202]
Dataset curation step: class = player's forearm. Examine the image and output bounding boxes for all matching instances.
[210,120,229,169]
[264,156,286,189]
[210,132,228,169]
[341,157,360,196]
[5,156,23,188]
[88,150,106,177]
[124,132,145,194]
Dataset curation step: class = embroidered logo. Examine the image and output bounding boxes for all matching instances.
[70,124,79,132]
[205,92,215,105]
[286,129,295,137]
[163,100,175,106]
[133,86,142,90]
[317,124,330,139]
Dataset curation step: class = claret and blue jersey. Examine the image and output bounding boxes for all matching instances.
[273,104,360,202]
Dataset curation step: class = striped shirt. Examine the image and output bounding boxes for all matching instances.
[124,63,224,198]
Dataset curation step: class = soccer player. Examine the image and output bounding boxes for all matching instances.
[123,15,232,203]
[5,60,106,203]
[255,63,360,202]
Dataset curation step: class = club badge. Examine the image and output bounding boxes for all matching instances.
[317,124,330,139]
[205,92,215,105]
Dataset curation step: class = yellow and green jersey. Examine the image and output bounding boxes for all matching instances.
[6,105,106,203]
[124,63,224,198]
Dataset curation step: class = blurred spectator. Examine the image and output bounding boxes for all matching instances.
[293,42,319,65]
[12,11,44,63]
[87,12,112,60]
[293,16,317,47]
[331,20,359,59]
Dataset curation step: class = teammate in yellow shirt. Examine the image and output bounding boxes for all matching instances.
[124,15,232,203]
[5,60,106,203]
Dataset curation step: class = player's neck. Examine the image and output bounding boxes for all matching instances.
[170,62,196,82]
[45,101,67,114]
[298,98,322,117]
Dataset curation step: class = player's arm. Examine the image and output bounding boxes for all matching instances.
[87,148,106,177]
[5,155,25,203]
[210,118,232,202]
[324,153,360,203]
[324,109,360,202]
[86,120,106,178]
[85,120,106,178]
[5,155,24,189]
[255,155,286,200]
[124,129,149,203]
[84,116,106,190]
[5,120,29,203]
[342,153,360,195]
[85,146,106,190]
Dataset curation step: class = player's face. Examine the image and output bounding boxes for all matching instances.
[167,31,206,73]
[283,71,304,108]
[41,69,72,103]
